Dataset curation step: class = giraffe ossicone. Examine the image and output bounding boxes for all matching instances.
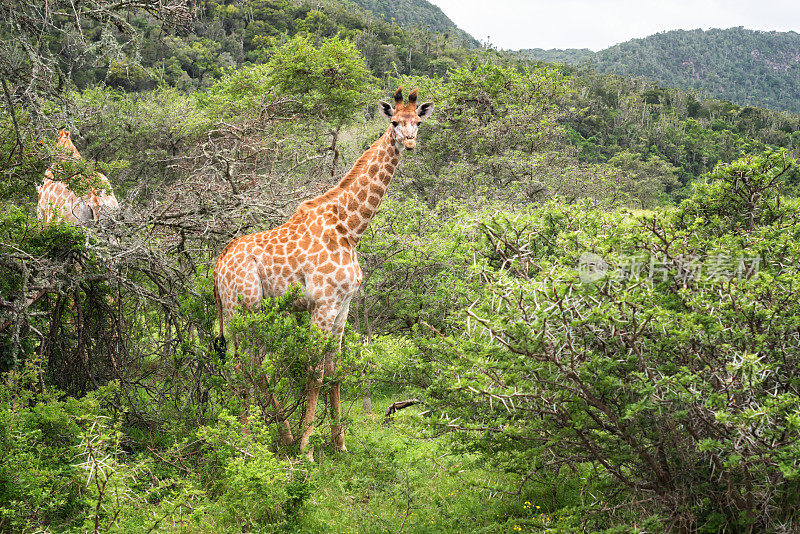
[37,129,119,225]
[213,87,434,458]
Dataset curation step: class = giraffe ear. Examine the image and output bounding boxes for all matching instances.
[378,101,394,120]
[416,102,434,120]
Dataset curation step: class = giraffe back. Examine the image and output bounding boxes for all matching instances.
[38,130,119,225]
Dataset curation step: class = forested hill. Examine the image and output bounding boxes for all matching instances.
[517,28,800,113]
[62,0,474,91]
[344,0,478,45]
[515,47,594,64]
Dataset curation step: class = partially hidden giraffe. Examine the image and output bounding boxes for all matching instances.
[213,87,434,457]
[37,129,119,224]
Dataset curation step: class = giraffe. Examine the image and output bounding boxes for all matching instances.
[37,129,119,224]
[213,87,434,457]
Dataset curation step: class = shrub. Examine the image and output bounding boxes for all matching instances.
[416,151,800,531]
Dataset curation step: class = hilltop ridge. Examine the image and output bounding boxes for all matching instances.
[514,27,800,112]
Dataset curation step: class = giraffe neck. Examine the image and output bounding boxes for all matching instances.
[333,127,401,243]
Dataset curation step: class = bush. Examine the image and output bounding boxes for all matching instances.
[414,151,800,531]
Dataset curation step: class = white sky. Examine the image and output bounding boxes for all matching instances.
[426,0,800,51]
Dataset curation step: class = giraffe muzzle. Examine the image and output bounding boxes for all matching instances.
[403,138,417,149]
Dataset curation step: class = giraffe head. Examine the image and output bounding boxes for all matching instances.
[56,129,81,159]
[379,87,434,150]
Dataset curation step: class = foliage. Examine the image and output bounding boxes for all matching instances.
[412,151,800,531]
[268,35,379,127]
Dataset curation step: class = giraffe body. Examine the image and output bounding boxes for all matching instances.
[214,88,433,456]
[37,130,119,224]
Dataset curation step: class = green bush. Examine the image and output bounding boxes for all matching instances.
[413,150,800,531]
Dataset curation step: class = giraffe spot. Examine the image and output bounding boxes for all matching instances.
[347,214,360,228]
[282,266,292,277]
[347,198,359,212]
[335,270,346,282]
[308,241,323,254]
[324,285,335,297]
[325,238,337,251]
[358,176,371,187]
[391,157,400,166]
[357,190,368,202]
[368,194,381,207]
[368,164,379,176]
[287,256,298,269]
[359,206,372,218]
[317,250,329,263]
[313,274,324,286]
[329,250,341,264]
[318,262,335,275]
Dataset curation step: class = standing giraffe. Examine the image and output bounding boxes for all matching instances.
[37,129,119,224]
[214,87,434,456]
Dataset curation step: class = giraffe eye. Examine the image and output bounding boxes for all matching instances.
[391,121,399,127]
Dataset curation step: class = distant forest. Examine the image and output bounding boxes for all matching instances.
[516,27,800,113]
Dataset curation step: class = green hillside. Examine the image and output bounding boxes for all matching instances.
[517,28,800,113]
[594,28,800,112]
[344,0,478,45]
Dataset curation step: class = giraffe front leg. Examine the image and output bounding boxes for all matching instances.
[299,302,337,460]
[328,300,351,452]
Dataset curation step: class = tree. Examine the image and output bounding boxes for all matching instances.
[267,35,379,175]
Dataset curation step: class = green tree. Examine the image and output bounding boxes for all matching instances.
[267,35,379,175]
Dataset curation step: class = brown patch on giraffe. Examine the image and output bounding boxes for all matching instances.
[347,214,360,228]
[318,263,335,275]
